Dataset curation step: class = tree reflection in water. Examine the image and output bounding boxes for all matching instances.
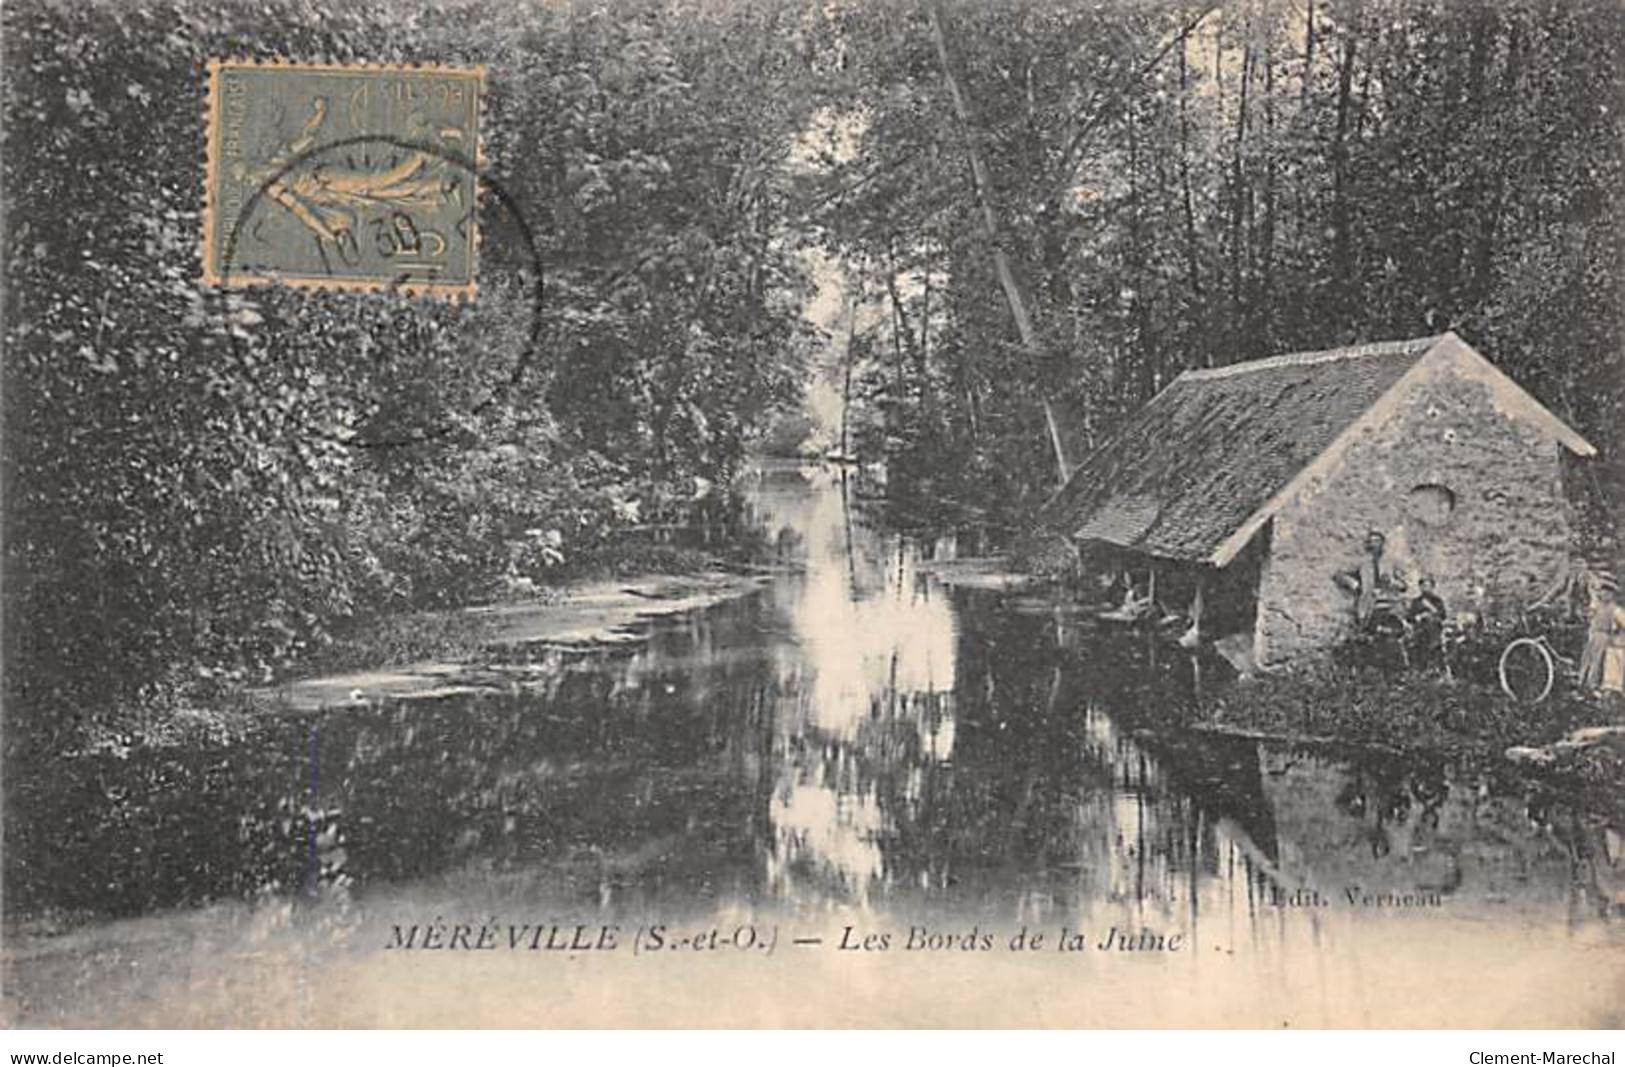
[5,461,1618,940]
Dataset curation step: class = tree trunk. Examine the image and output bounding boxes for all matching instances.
[926,0,1070,483]
[884,241,923,391]
[1260,45,1277,352]
[1127,107,1154,401]
[1178,32,1205,366]
[1230,42,1252,350]
[919,252,932,378]
[885,264,908,400]
[884,241,934,426]
[840,284,859,458]
[1331,31,1358,328]
[1473,17,1516,305]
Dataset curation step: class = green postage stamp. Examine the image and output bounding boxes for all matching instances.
[202,60,485,297]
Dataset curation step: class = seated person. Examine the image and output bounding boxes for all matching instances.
[1407,577,1446,665]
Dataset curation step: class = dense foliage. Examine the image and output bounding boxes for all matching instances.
[5,0,1622,750]
[2,0,819,747]
[800,0,1624,535]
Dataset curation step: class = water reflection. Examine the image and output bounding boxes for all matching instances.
[746,463,960,904]
[5,461,1618,959]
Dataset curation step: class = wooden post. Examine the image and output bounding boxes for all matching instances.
[1177,571,1205,650]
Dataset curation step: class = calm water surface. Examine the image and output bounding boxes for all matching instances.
[4,460,1620,1026]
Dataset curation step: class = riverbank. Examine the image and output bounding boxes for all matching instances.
[1193,659,1625,816]
[254,568,777,713]
[9,453,1621,1028]
[912,555,1036,591]
[61,563,780,756]
[990,571,1625,797]
[994,584,1625,812]
[1200,661,1611,751]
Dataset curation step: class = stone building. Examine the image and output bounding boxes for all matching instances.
[1036,332,1597,667]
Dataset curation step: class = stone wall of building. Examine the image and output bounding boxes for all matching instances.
[1253,357,1573,666]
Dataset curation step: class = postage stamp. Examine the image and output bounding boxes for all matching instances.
[202,59,485,297]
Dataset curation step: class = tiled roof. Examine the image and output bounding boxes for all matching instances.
[1036,336,1444,562]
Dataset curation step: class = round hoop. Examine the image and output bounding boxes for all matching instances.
[1499,637,1555,705]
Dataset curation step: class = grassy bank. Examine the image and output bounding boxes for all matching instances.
[293,542,743,681]
[1202,661,1611,752]
[1198,657,1625,818]
[40,539,781,759]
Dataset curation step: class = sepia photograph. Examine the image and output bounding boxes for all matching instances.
[1,0,1622,1033]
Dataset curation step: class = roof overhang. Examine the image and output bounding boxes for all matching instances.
[1068,534,1208,567]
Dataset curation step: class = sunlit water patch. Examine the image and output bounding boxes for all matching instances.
[4,459,1619,1026]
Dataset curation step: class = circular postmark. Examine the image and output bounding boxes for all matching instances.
[214,134,545,449]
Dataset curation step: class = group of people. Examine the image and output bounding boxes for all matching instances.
[1337,529,1624,694]
[1333,531,1450,669]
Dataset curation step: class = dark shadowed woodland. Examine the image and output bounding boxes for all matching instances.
[5,0,1621,749]
[3,3,1625,1029]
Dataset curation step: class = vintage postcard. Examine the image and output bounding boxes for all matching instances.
[2,0,1621,1034]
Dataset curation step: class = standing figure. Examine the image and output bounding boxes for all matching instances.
[1407,577,1447,669]
[1335,531,1408,636]
[1580,577,1624,696]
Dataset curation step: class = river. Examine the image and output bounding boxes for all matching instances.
[3,459,1620,1026]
